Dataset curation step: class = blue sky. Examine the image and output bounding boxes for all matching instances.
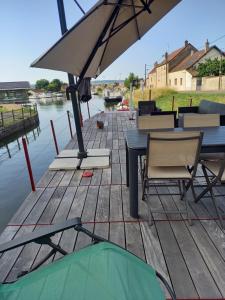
[0,0,225,84]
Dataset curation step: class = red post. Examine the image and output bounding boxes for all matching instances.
[50,120,59,155]
[189,98,192,107]
[172,96,175,111]
[22,137,35,192]
[67,110,73,139]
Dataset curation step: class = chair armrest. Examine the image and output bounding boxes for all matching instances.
[178,106,199,113]
[0,217,82,254]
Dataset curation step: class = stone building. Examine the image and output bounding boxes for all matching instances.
[147,40,224,91]
[0,81,30,103]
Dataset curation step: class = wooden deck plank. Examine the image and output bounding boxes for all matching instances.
[110,185,123,221]
[23,188,56,225]
[48,171,65,188]
[9,188,45,225]
[36,170,56,188]
[59,170,74,187]
[161,190,222,299]
[1,111,225,298]
[95,185,110,222]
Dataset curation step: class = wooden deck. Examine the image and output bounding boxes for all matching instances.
[1,111,225,299]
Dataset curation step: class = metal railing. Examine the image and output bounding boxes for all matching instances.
[0,104,38,128]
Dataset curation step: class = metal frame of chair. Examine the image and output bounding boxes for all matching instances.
[137,114,175,181]
[195,156,225,229]
[0,218,176,300]
[142,131,203,226]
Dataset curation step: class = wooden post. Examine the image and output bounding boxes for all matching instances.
[172,96,175,111]
[12,109,15,121]
[189,98,192,107]
[29,107,32,117]
[149,89,151,100]
[22,137,36,192]
[21,107,24,119]
[50,120,59,155]
[67,110,73,139]
[1,112,4,127]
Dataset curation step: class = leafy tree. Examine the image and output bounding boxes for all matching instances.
[35,79,49,90]
[197,58,225,77]
[49,79,62,92]
[124,73,140,89]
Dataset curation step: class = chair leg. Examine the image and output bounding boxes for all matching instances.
[178,180,183,196]
[139,155,144,182]
[142,178,147,201]
[180,180,186,201]
[183,180,193,226]
[146,195,153,226]
[195,165,216,203]
[202,166,224,229]
[190,182,197,202]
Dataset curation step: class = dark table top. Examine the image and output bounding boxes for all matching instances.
[126,126,225,153]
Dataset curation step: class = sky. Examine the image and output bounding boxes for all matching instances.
[0,0,225,84]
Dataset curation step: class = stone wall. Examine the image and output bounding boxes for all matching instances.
[191,75,225,91]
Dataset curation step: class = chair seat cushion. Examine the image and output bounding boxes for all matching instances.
[147,166,191,179]
[203,161,225,182]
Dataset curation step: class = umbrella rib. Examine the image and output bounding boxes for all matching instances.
[140,0,152,14]
[131,0,141,40]
[105,2,143,9]
[100,7,145,46]
[77,0,124,84]
[98,7,120,69]
[73,0,85,15]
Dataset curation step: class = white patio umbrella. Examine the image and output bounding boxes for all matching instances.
[31,0,181,158]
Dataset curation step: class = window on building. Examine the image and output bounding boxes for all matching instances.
[174,78,177,85]
[180,78,183,85]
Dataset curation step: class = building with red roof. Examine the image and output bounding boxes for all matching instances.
[147,40,224,91]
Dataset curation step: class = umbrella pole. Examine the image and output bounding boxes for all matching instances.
[57,0,87,158]
[87,102,91,119]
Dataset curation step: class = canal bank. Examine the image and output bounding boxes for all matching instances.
[0,95,107,233]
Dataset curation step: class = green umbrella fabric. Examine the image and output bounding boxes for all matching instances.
[0,242,165,300]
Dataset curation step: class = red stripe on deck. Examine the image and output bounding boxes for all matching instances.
[7,217,225,227]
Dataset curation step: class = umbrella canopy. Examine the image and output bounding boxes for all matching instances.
[31,0,181,79]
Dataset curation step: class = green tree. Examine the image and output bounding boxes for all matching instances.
[49,79,62,92]
[35,79,49,90]
[124,73,140,89]
[197,58,225,77]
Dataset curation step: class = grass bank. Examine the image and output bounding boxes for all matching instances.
[131,88,225,111]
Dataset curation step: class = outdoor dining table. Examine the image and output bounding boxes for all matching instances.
[125,126,225,218]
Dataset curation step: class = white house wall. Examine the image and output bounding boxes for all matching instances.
[194,48,222,68]
[168,70,191,91]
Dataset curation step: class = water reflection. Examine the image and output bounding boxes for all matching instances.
[0,95,112,233]
[0,126,40,163]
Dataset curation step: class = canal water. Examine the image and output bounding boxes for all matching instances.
[0,96,112,234]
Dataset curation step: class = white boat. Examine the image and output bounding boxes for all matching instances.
[39,92,52,98]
